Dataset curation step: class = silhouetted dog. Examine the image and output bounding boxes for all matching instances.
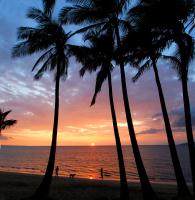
[69,173,76,178]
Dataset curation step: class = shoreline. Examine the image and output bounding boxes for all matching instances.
[0,171,186,200]
[0,169,182,185]
[0,170,178,184]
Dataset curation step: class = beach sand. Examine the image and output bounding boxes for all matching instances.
[0,171,191,200]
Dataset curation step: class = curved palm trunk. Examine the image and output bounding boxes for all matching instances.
[34,63,60,199]
[108,71,130,200]
[152,59,190,196]
[114,24,157,200]
[181,74,195,195]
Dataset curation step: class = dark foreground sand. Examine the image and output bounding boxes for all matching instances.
[0,171,192,200]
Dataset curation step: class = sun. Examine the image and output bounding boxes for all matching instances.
[90,142,95,146]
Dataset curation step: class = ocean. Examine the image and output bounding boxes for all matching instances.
[0,145,192,184]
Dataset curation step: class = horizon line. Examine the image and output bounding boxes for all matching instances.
[0,144,186,147]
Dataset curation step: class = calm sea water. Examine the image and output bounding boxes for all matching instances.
[0,145,192,183]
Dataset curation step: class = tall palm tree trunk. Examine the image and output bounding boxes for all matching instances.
[114,24,157,200]
[107,71,130,200]
[34,63,60,199]
[152,58,190,196]
[181,73,195,195]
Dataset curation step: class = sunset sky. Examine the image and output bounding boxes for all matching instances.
[0,0,195,146]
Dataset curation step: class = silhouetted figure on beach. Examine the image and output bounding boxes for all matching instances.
[100,168,104,180]
[55,166,59,177]
[69,173,76,178]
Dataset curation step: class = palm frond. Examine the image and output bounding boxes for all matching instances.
[79,66,87,77]
[188,23,195,33]
[118,19,131,35]
[12,35,53,58]
[34,54,56,80]
[173,33,194,79]
[27,7,51,24]
[67,0,93,8]
[60,5,106,25]
[1,120,17,130]
[68,22,106,38]
[32,48,54,71]
[0,110,11,121]
[68,43,103,76]
[184,17,194,32]
[90,66,109,106]
[79,57,103,76]
[119,0,132,17]
[161,55,181,66]
[17,27,38,40]
[68,45,91,62]
[0,109,17,134]
[43,0,56,16]
[132,59,151,82]
[12,42,41,58]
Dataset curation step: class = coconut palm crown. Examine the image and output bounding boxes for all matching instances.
[0,109,17,135]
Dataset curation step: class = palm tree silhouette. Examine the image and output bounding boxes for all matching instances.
[0,109,17,135]
[121,28,190,196]
[68,30,130,200]
[60,0,157,199]
[128,0,195,194]
[12,1,71,199]
[173,32,195,195]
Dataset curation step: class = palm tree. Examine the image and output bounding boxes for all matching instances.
[173,32,195,194]
[60,0,157,199]
[128,0,195,194]
[0,109,17,135]
[12,1,71,199]
[122,29,190,196]
[68,30,130,200]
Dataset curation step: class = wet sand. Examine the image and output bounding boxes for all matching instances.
[0,171,192,200]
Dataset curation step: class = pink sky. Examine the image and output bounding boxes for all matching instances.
[0,0,195,146]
